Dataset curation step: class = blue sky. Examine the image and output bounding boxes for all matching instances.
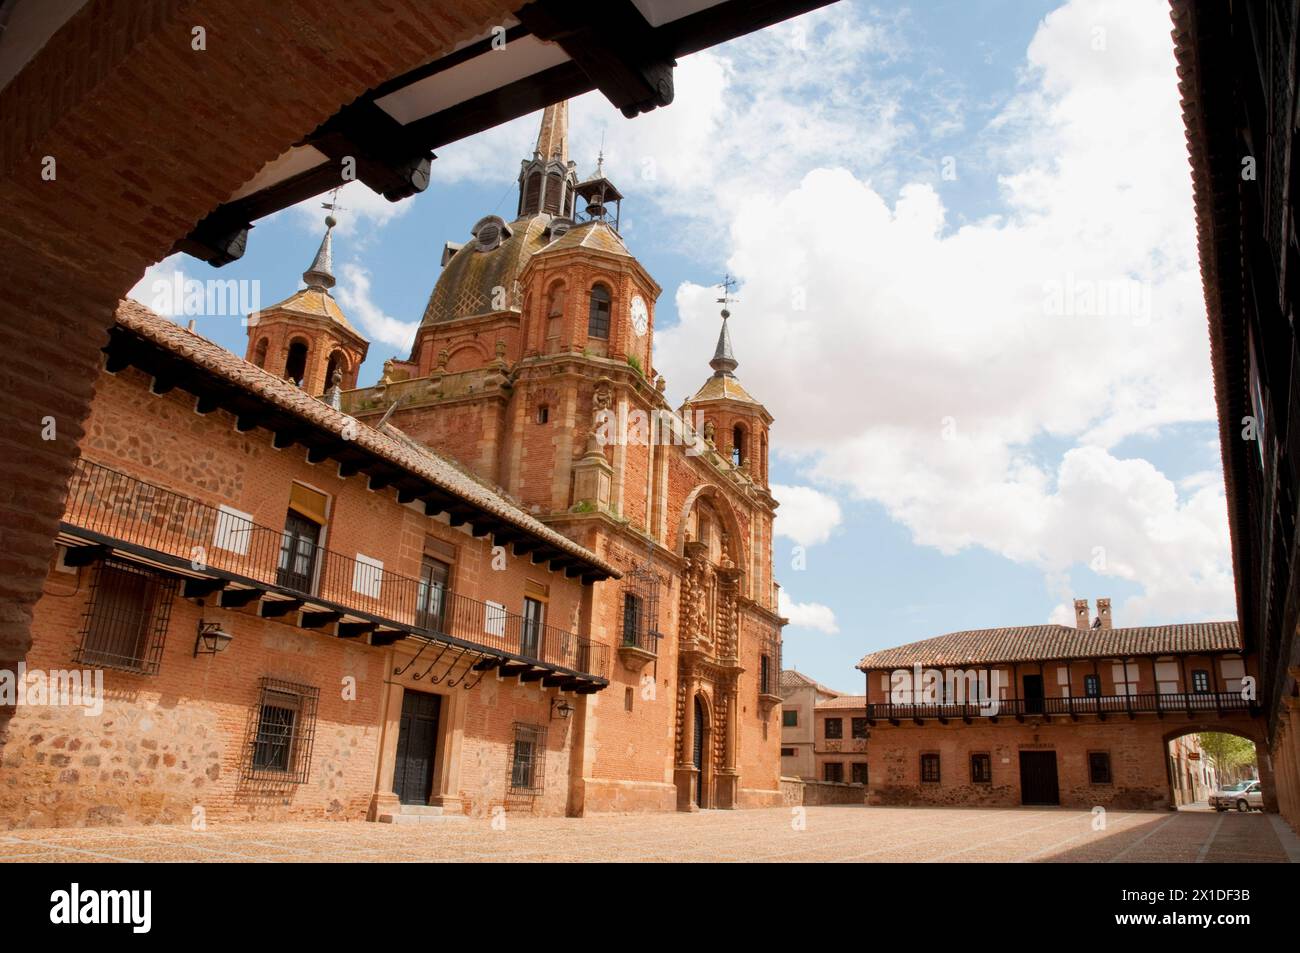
[133,0,1229,694]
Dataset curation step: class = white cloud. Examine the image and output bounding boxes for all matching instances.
[335,263,419,352]
[779,589,839,634]
[770,483,843,547]
[644,0,1233,625]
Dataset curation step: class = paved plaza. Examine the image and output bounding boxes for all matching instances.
[1,806,1297,863]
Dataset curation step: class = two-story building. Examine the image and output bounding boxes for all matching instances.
[856,599,1267,810]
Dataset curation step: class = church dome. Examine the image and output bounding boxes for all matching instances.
[419,213,552,326]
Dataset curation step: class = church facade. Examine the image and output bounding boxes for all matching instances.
[0,103,783,826]
[339,102,785,813]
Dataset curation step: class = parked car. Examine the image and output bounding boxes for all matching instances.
[1209,779,1263,812]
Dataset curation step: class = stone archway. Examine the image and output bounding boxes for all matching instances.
[1162,722,1275,813]
[0,0,516,754]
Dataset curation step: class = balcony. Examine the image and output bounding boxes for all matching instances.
[866,691,1255,723]
[59,459,608,684]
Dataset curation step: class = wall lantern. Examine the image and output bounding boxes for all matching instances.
[551,697,575,721]
[194,620,234,657]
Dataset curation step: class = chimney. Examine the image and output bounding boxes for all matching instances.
[1074,599,1090,630]
[1096,598,1112,630]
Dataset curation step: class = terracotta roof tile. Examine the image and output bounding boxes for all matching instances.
[114,299,618,578]
[857,622,1241,670]
[817,695,867,710]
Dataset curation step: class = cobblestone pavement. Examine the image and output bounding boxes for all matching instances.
[1,806,1296,863]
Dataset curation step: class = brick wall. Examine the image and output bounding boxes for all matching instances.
[0,0,516,763]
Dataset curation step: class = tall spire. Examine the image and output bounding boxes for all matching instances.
[534,100,569,163]
[710,274,739,377]
[302,214,336,291]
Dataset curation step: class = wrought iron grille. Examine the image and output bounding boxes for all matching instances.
[619,564,661,654]
[74,559,177,675]
[243,677,320,784]
[508,722,548,795]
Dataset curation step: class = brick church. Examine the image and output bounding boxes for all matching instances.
[1,102,784,826]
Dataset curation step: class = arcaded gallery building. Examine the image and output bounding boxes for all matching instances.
[856,600,1265,810]
[1,105,786,827]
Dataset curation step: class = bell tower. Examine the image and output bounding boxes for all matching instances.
[683,277,772,487]
[245,213,368,397]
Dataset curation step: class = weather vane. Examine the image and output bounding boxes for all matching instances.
[321,186,348,223]
[717,273,739,318]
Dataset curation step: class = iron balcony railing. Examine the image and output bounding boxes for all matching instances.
[868,691,1253,721]
[62,458,608,678]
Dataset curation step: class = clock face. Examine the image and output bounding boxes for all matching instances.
[630,295,649,337]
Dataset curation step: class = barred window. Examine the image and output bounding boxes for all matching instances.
[76,560,177,675]
[824,762,844,783]
[759,654,772,695]
[1088,751,1112,785]
[851,762,869,785]
[824,717,843,739]
[920,753,941,783]
[509,723,548,794]
[245,678,319,784]
[851,717,869,739]
[971,752,992,784]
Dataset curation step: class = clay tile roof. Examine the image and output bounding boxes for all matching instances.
[857,622,1242,670]
[817,695,867,710]
[262,287,358,334]
[690,373,759,405]
[113,299,618,579]
[538,219,631,257]
[779,669,845,696]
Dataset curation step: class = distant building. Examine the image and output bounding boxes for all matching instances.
[856,599,1265,810]
[778,670,843,779]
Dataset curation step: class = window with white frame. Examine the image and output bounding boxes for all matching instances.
[484,600,507,638]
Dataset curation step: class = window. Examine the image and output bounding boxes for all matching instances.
[285,339,309,386]
[970,753,992,784]
[1088,751,1112,784]
[851,763,869,785]
[824,718,843,739]
[920,753,941,783]
[824,762,844,783]
[1083,674,1101,697]
[76,560,177,675]
[521,596,544,658]
[536,404,549,424]
[851,717,869,739]
[246,678,319,784]
[278,484,327,593]
[759,654,772,695]
[621,592,643,647]
[732,424,746,467]
[509,723,547,794]
[780,747,796,758]
[416,556,450,632]
[782,709,798,728]
[251,337,268,368]
[1192,669,1210,693]
[588,284,611,339]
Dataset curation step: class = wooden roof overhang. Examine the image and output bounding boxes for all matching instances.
[102,325,616,585]
[176,0,838,265]
[56,528,606,693]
